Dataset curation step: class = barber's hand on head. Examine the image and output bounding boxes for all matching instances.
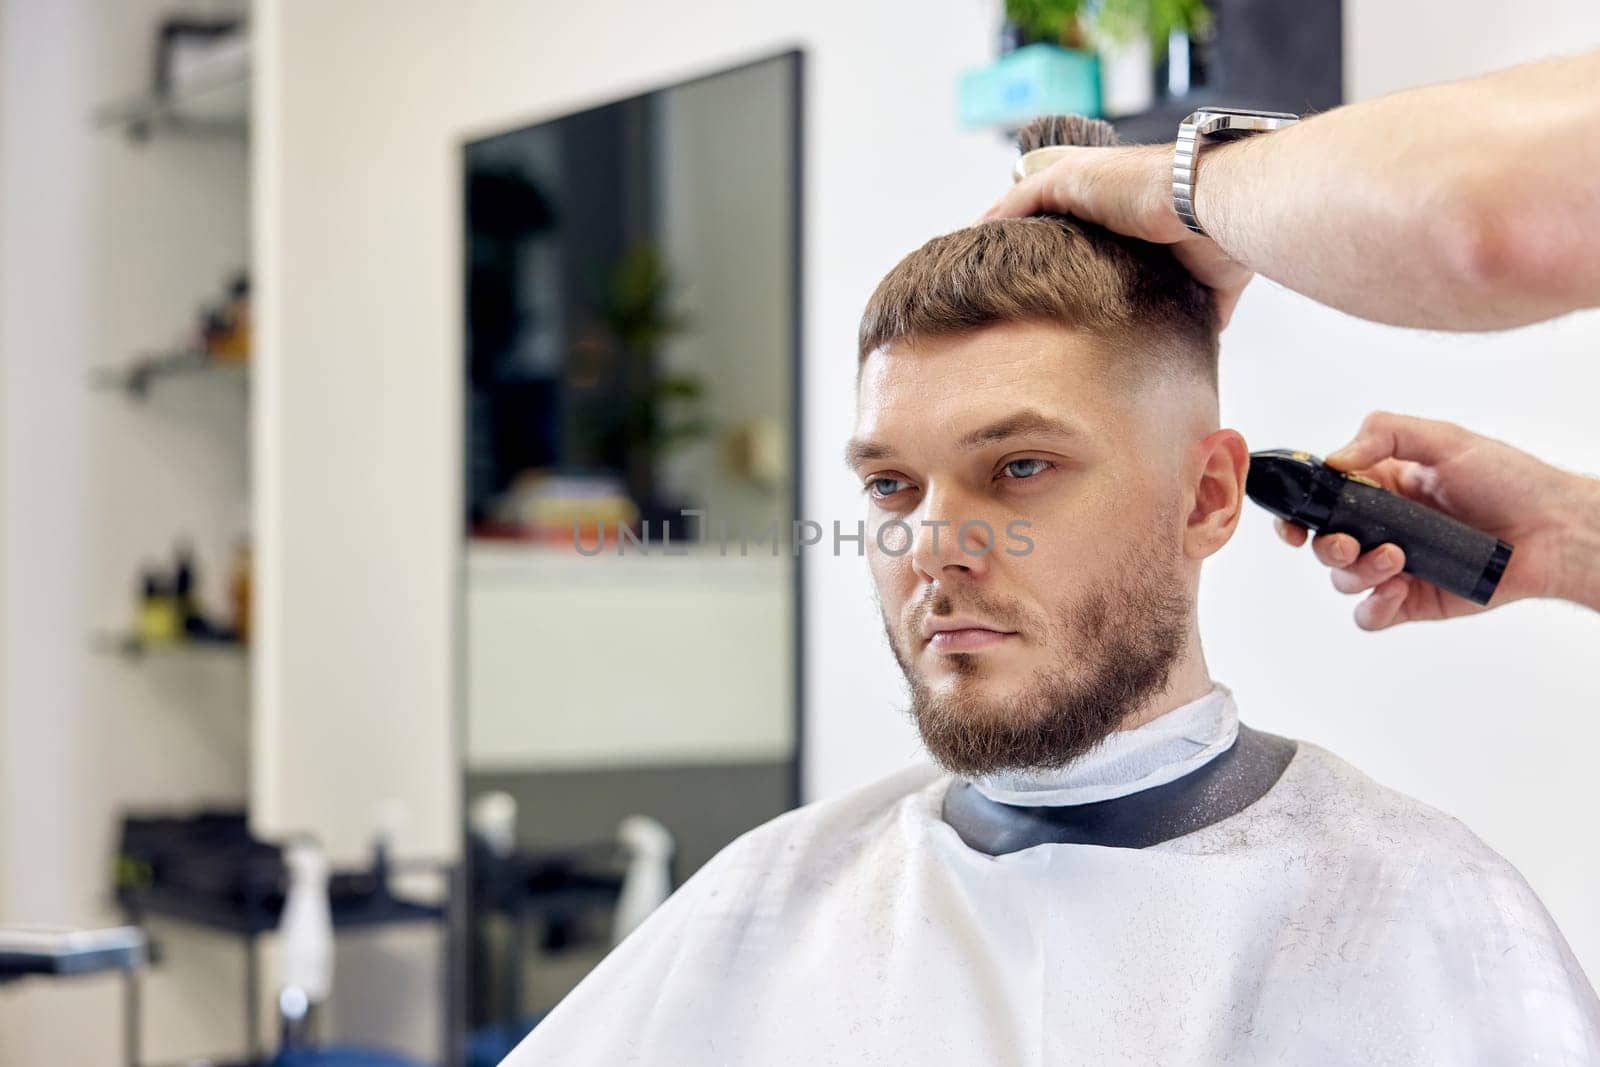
[1274,411,1600,631]
[977,144,1253,329]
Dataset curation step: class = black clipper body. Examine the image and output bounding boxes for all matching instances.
[1245,449,1513,607]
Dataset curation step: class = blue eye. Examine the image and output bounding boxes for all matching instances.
[865,477,907,498]
[1000,458,1052,480]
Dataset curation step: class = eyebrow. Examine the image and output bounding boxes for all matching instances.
[842,409,1080,470]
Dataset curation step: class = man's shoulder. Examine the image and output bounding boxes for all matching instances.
[1211,736,1562,919]
[1267,739,1508,859]
[707,759,946,870]
[1190,737,1510,869]
[1263,739,1600,1040]
[496,764,950,1064]
[653,758,946,918]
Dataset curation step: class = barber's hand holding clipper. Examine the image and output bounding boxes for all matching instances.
[1273,411,1600,630]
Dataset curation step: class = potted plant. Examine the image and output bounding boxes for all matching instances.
[580,243,712,540]
[1001,0,1213,116]
[1005,0,1211,52]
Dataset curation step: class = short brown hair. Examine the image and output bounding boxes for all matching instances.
[857,214,1219,391]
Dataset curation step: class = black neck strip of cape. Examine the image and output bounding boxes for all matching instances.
[941,724,1299,855]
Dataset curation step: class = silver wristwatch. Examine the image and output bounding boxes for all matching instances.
[1173,107,1300,236]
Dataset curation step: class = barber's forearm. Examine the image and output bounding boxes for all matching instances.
[1556,472,1600,613]
[1193,50,1600,330]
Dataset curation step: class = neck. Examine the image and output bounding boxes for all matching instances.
[1114,626,1212,733]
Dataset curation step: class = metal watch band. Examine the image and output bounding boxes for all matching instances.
[1172,108,1300,238]
[1173,120,1206,236]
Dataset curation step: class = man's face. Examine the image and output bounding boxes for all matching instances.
[848,320,1204,777]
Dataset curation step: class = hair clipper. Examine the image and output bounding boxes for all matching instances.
[1245,450,1513,606]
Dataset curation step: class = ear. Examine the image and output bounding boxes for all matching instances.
[1183,429,1249,561]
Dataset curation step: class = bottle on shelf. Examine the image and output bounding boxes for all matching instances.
[205,270,250,364]
[136,567,181,648]
[173,539,200,637]
[229,537,251,646]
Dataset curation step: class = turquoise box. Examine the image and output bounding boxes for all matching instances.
[958,43,1103,127]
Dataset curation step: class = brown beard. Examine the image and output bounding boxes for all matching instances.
[884,534,1191,778]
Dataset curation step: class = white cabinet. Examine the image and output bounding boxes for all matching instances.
[465,543,794,772]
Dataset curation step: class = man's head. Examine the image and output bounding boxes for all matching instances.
[848,215,1249,777]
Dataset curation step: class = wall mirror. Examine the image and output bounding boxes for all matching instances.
[458,49,803,1057]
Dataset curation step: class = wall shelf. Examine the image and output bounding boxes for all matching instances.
[92,631,247,661]
[93,73,249,142]
[991,0,1341,146]
[1116,0,1342,143]
[90,349,248,400]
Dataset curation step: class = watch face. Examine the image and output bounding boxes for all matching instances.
[1195,107,1300,136]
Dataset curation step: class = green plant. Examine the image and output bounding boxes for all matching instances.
[1005,0,1212,50]
[587,244,712,478]
[598,243,689,352]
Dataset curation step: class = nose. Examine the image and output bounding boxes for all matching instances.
[909,485,994,582]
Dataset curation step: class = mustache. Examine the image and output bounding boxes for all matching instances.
[911,591,1029,635]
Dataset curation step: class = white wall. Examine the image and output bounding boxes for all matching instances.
[0,3,103,1061]
[255,3,1600,1040]
[0,0,95,934]
[0,1,254,1062]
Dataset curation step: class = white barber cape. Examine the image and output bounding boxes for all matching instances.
[503,684,1600,1065]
